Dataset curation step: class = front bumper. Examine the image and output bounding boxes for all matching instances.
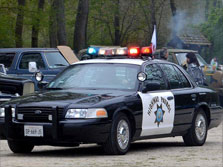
[2,107,111,145]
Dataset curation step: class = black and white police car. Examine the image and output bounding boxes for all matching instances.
[0,46,222,155]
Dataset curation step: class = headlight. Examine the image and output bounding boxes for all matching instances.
[65,108,108,119]
[11,108,15,118]
[0,108,5,117]
[35,72,44,82]
[0,107,15,118]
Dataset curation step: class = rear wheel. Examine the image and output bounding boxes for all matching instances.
[8,140,34,153]
[183,109,208,146]
[103,113,131,155]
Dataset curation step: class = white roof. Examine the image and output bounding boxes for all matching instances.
[73,59,145,66]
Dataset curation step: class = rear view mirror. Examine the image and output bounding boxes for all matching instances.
[142,81,161,93]
[29,62,38,73]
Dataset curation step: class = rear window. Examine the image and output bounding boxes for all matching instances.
[0,53,15,69]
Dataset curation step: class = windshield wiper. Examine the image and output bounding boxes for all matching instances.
[54,64,67,67]
[45,87,63,90]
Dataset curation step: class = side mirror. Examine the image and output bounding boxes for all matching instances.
[0,64,6,75]
[142,81,161,93]
[29,62,38,73]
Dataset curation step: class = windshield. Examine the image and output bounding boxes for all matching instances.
[175,53,208,67]
[47,63,140,90]
[44,52,69,68]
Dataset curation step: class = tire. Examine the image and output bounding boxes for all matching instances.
[8,140,34,153]
[103,113,131,155]
[183,109,208,146]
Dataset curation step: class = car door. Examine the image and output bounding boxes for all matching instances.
[139,63,175,137]
[159,64,197,133]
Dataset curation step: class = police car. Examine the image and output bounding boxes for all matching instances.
[0,46,222,155]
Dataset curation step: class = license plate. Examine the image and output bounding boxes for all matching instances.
[24,125,43,137]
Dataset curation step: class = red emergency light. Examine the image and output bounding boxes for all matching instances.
[141,46,152,55]
[128,47,140,57]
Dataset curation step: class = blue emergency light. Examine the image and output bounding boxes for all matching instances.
[87,47,100,55]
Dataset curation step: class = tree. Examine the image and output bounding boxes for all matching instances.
[56,0,66,45]
[49,0,58,47]
[201,0,223,62]
[15,0,26,47]
[73,0,89,53]
[31,0,45,47]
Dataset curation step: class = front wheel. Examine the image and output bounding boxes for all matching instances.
[8,140,34,153]
[103,113,131,155]
[183,109,208,146]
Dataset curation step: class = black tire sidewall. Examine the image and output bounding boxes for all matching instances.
[8,140,34,153]
[192,110,208,145]
[111,113,131,154]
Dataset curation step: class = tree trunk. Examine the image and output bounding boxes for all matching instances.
[170,0,177,38]
[170,0,177,17]
[49,0,57,47]
[151,0,157,31]
[73,0,89,53]
[114,0,120,45]
[205,0,209,21]
[31,0,45,47]
[56,0,67,45]
[15,0,26,48]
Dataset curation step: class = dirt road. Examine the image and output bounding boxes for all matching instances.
[0,123,222,167]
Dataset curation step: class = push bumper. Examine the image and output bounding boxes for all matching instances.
[3,106,111,145]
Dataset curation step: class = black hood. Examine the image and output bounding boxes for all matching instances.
[5,89,135,108]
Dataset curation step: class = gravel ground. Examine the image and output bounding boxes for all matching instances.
[0,123,222,167]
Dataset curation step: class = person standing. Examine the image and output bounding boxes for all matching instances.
[186,52,206,86]
[210,57,218,71]
[160,47,168,60]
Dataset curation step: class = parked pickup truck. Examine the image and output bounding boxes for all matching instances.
[0,46,79,89]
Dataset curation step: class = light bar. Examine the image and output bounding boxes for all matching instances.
[141,46,152,55]
[116,47,128,55]
[87,47,100,55]
[128,47,140,58]
[98,48,115,56]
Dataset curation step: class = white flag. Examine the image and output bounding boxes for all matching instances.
[151,25,157,53]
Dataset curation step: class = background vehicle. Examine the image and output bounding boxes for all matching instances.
[0,46,79,89]
[155,49,223,107]
[0,64,34,105]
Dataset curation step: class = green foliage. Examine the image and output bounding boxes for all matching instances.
[201,2,223,63]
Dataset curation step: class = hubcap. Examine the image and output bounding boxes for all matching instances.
[117,120,130,150]
[195,114,206,141]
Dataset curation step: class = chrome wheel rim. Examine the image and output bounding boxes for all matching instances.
[195,114,206,141]
[117,120,130,150]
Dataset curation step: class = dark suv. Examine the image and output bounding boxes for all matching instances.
[0,46,79,89]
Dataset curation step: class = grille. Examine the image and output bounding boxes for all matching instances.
[16,107,64,123]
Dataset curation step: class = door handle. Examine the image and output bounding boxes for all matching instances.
[167,96,174,100]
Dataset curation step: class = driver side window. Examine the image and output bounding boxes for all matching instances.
[19,53,45,70]
[145,64,167,90]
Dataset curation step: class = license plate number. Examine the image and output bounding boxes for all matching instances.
[24,125,43,137]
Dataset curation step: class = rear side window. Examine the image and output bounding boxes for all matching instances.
[19,53,45,70]
[0,53,15,68]
[145,64,167,90]
[173,66,191,88]
[160,64,181,89]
